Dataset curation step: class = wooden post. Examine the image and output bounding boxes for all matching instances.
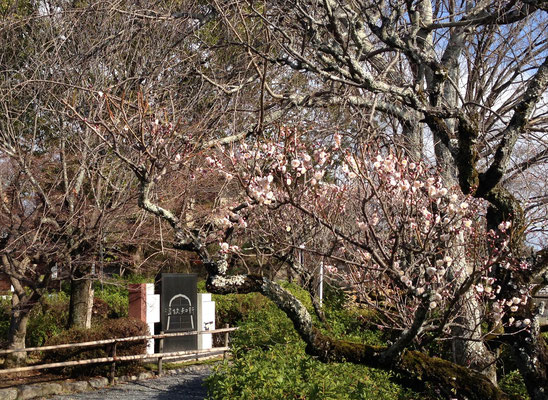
[109,341,117,384]
[158,331,164,375]
[224,324,229,360]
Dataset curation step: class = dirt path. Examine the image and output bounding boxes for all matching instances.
[48,367,212,400]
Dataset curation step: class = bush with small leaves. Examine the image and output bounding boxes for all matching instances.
[45,317,148,377]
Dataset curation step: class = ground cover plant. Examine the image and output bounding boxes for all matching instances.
[207,283,431,400]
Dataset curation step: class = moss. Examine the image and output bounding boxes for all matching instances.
[398,350,516,400]
[308,328,385,365]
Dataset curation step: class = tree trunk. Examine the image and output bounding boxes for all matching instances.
[68,276,94,329]
[436,139,498,382]
[4,301,31,368]
[452,288,498,383]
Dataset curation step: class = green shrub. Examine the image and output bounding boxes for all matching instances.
[92,274,153,319]
[499,370,529,400]
[27,291,69,347]
[45,317,148,377]
[93,282,129,318]
[0,291,70,348]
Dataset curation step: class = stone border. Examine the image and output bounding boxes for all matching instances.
[0,363,216,400]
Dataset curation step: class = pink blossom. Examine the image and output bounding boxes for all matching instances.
[498,221,512,232]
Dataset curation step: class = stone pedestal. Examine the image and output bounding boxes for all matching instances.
[197,293,215,350]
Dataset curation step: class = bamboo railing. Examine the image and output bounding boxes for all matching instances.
[0,326,238,381]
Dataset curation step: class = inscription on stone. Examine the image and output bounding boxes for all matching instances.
[159,273,198,352]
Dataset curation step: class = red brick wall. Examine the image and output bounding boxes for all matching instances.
[128,283,147,322]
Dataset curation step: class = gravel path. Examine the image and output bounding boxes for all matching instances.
[48,367,212,400]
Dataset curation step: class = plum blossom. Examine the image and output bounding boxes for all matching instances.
[314,170,324,180]
[325,265,338,274]
[432,292,443,302]
[219,242,230,252]
[315,151,328,165]
[498,221,512,232]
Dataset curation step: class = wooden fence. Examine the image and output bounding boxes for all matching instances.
[0,326,238,382]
